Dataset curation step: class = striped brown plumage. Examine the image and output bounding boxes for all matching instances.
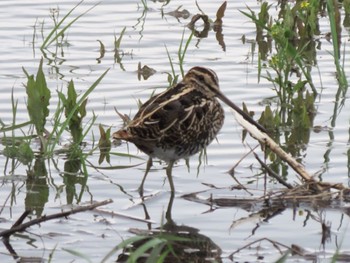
[113,66,264,193]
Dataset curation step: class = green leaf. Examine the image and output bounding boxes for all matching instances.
[18,141,34,165]
[101,236,150,263]
[128,238,165,262]
[62,248,93,263]
[0,121,32,133]
[24,58,51,136]
[114,26,126,49]
[41,0,100,49]
[48,69,110,154]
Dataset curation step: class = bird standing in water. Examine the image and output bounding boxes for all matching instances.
[113,66,265,193]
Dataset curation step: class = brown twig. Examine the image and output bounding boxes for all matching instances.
[254,152,294,189]
[227,145,258,176]
[227,145,258,196]
[228,237,293,260]
[232,111,349,193]
[12,210,31,228]
[0,199,113,238]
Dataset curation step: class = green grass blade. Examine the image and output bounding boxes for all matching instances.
[145,243,168,263]
[327,0,348,90]
[164,44,177,84]
[101,236,150,263]
[178,29,193,78]
[109,152,144,160]
[239,8,270,31]
[0,121,32,133]
[79,114,97,145]
[88,163,143,170]
[62,248,93,263]
[128,238,165,262]
[41,0,84,49]
[41,1,100,49]
[115,26,126,49]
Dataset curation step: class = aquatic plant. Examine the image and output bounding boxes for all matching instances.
[23,58,51,151]
[241,1,318,102]
[0,59,109,164]
[165,29,193,86]
[41,0,99,50]
[327,0,348,91]
[114,27,127,69]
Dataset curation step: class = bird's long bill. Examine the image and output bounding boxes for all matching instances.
[216,90,267,133]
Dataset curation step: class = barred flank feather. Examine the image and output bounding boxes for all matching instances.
[113,67,225,162]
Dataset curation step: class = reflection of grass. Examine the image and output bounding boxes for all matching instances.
[139,0,148,10]
[134,0,148,40]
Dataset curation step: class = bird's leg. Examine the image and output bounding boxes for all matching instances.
[166,160,175,193]
[165,186,175,224]
[138,157,153,196]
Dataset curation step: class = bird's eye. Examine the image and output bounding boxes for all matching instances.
[198,75,205,81]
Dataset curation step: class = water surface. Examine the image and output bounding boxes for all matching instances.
[0,0,349,262]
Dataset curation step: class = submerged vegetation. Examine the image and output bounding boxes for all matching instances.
[0,0,349,262]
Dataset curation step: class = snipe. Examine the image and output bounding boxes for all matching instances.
[113,66,265,193]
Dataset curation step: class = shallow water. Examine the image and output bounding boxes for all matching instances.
[0,0,349,262]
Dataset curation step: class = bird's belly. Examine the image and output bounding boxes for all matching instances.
[151,147,183,162]
[138,134,217,162]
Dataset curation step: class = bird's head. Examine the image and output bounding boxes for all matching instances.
[183,66,220,98]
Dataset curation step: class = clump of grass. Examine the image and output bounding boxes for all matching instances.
[41,0,99,50]
[243,0,349,102]
[1,58,109,164]
[47,68,109,156]
[241,1,318,103]
[240,1,335,175]
[102,234,190,263]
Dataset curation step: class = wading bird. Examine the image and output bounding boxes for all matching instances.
[113,66,265,193]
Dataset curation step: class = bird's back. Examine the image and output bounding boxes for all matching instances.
[113,80,224,162]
